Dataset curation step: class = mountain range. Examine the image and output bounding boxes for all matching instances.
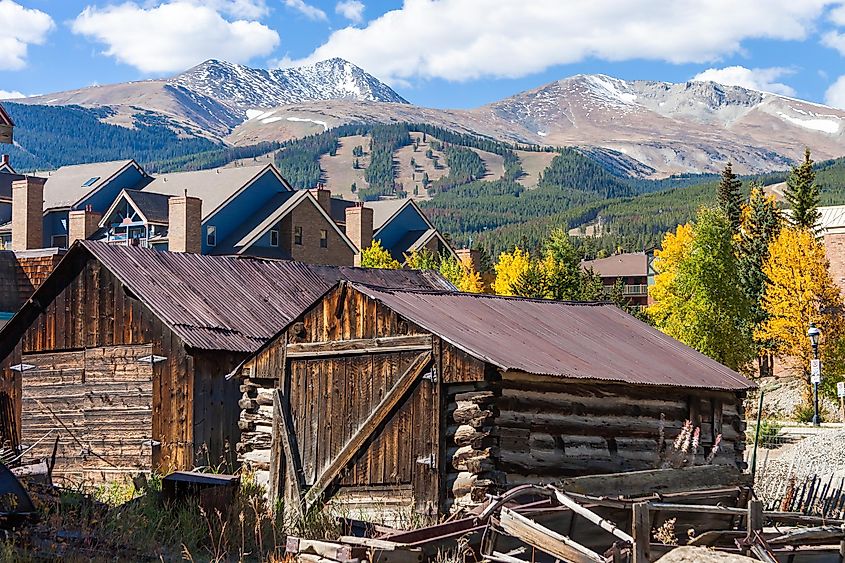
[8,58,845,176]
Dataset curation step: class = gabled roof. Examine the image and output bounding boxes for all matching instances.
[229,190,358,255]
[367,199,415,232]
[41,160,146,210]
[0,241,453,355]
[582,252,649,278]
[99,189,173,227]
[0,103,13,127]
[141,164,291,221]
[347,284,754,391]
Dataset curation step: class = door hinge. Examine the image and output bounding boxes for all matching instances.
[10,363,35,372]
[416,453,436,469]
[137,355,167,364]
[422,366,437,383]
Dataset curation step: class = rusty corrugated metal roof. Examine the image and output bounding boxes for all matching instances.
[351,284,754,391]
[80,241,452,352]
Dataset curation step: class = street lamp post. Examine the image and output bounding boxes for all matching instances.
[808,322,821,427]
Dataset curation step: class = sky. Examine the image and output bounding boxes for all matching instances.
[3,0,845,110]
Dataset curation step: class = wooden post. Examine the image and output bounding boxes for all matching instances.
[632,502,650,563]
[746,499,763,541]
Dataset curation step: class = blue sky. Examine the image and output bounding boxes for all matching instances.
[3,0,845,109]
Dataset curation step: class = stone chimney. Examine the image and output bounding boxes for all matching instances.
[168,192,202,253]
[456,248,482,273]
[68,206,102,246]
[11,176,45,251]
[345,204,373,266]
[311,186,332,216]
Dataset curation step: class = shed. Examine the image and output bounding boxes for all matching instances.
[237,283,754,517]
[0,242,451,482]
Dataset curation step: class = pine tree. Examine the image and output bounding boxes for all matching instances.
[737,185,782,376]
[717,162,743,231]
[784,148,820,230]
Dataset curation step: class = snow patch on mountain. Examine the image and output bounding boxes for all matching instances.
[286,116,328,131]
[777,112,841,134]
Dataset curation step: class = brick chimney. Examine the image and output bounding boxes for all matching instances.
[11,176,45,251]
[456,248,482,273]
[168,193,202,253]
[68,206,102,246]
[345,204,373,266]
[311,186,332,216]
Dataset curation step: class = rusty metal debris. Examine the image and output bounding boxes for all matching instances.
[285,475,845,563]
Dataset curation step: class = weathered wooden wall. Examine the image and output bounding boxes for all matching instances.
[240,284,441,517]
[21,345,154,482]
[0,253,197,476]
[193,352,243,472]
[492,372,745,484]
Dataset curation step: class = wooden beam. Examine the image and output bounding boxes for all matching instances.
[274,388,304,517]
[303,351,432,513]
[286,335,432,358]
[550,489,634,544]
[632,502,650,563]
[498,506,605,563]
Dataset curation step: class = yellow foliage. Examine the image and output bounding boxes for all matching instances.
[757,226,843,369]
[493,247,531,296]
[648,223,694,322]
[360,240,400,269]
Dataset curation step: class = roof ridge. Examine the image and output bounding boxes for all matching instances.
[351,281,610,306]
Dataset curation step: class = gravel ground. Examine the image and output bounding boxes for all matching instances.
[754,428,845,505]
[657,546,757,562]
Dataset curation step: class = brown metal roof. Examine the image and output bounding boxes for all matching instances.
[76,242,451,353]
[582,252,648,278]
[350,285,754,391]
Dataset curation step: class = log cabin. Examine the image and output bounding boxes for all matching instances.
[0,242,452,483]
[236,282,754,518]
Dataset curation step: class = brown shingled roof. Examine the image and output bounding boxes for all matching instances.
[582,252,648,278]
[350,284,754,391]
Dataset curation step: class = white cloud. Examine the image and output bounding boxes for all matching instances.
[825,75,845,108]
[200,0,269,19]
[0,0,53,71]
[822,30,845,55]
[283,0,327,21]
[72,2,279,74]
[292,0,835,85]
[335,0,364,23]
[0,90,27,99]
[692,66,796,96]
[829,3,845,25]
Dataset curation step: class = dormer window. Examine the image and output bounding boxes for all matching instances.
[81,176,100,187]
[207,225,217,247]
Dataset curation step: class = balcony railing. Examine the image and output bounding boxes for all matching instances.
[623,284,649,296]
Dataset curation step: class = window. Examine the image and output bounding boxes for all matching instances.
[51,235,68,248]
[270,229,279,247]
[320,229,328,248]
[81,176,100,187]
[294,226,303,245]
[206,225,217,247]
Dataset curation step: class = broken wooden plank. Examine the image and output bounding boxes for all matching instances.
[499,506,605,563]
[768,526,845,545]
[559,465,749,497]
[550,487,634,544]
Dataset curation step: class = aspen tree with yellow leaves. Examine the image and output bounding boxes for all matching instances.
[493,247,531,296]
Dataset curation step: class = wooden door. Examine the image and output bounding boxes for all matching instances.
[279,349,438,514]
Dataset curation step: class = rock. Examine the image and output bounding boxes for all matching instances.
[657,546,757,562]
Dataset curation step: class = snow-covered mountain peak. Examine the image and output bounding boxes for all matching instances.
[169,57,407,111]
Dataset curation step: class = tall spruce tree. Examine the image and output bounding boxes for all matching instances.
[784,148,820,231]
[717,161,743,232]
[737,185,782,376]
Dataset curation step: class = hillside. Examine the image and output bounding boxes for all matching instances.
[10,61,845,177]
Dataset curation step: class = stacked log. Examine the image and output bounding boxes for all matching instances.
[446,386,504,512]
[237,378,275,490]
